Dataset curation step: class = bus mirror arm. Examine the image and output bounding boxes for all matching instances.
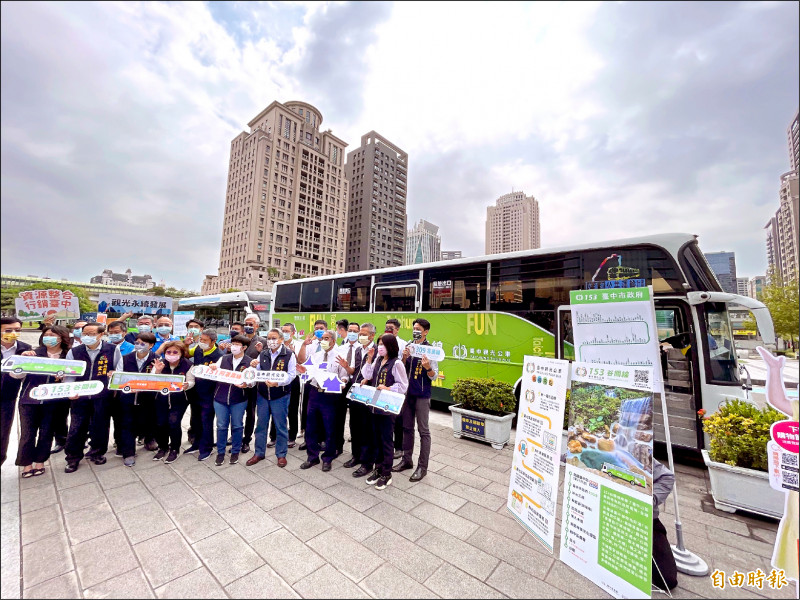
[686,292,776,347]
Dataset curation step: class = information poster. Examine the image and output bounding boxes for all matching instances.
[507,356,569,552]
[569,288,663,394]
[15,289,80,321]
[97,293,172,315]
[560,363,655,599]
[173,311,195,337]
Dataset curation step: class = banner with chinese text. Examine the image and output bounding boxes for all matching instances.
[15,289,80,321]
[97,293,173,315]
[507,356,569,553]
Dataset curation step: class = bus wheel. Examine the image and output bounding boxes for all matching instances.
[123,386,131,393]
[14,367,23,374]
[161,388,170,395]
[57,370,65,378]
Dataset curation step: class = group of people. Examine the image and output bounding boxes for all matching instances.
[0,312,438,491]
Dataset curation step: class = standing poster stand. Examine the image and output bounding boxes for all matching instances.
[568,287,708,583]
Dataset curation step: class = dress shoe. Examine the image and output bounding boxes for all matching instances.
[246,455,265,467]
[322,462,332,472]
[298,442,308,450]
[353,465,372,478]
[392,460,413,473]
[300,459,320,470]
[241,443,251,454]
[277,457,287,468]
[342,457,359,469]
[410,467,427,482]
[64,462,79,473]
[393,450,403,460]
[145,440,159,452]
[91,455,108,466]
[288,441,296,449]
[50,443,64,454]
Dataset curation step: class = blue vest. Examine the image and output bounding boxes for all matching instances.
[258,345,292,399]
[193,346,223,401]
[406,341,432,398]
[213,353,251,406]
[120,351,157,405]
[18,345,68,405]
[71,342,117,399]
[369,356,397,388]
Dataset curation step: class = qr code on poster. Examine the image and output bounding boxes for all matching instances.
[780,452,799,470]
[782,471,798,489]
[634,369,650,386]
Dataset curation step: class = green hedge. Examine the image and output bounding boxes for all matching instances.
[451,377,517,415]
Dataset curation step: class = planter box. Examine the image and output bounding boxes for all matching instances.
[701,450,784,519]
[448,404,515,450]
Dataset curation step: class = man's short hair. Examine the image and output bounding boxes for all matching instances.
[244,313,260,323]
[187,319,205,328]
[136,332,157,344]
[314,319,328,328]
[201,329,217,342]
[83,322,106,334]
[386,318,401,329]
[282,323,296,332]
[107,320,127,332]
[336,319,349,329]
[413,318,431,331]
[361,322,376,334]
[1,316,22,327]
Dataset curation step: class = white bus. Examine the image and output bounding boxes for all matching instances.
[177,291,272,333]
[270,233,775,451]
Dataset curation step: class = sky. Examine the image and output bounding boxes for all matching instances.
[1,1,798,290]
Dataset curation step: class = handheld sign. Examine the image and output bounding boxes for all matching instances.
[31,381,104,400]
[242,368,291,385]
[303,365,342,393]
[408,344,445,362]
[192,365,248,386]
[108,372,185,395]
[346,384,405,414]
[2,355,86,378]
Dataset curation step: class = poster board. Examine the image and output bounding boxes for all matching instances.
[15,289,80,321]
[560,363,656,599]
[507,356,569,552]
[173,311,195,337]
[97,293,172,315]
[107,371,185,394]
[30,380,104,400]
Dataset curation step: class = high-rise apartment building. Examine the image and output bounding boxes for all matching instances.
[788,109,799,174]
[705,251,738,294]
[736,277,749,297]
[765,171,799,282]
[405,220,441,265]
[485,191,540,254]
[344,132,408,272]
[202,101,348,293]
[441,250,463,261]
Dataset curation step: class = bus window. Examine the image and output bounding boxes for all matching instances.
[300,280,333,312]
[274,283,301,312]
[374,285,417,312]
[332,277,370,311]
[423,264,487,311]
[581,246,684,292]
[375,270,419,284]
[680,241,723,293]
[703,302,740,385]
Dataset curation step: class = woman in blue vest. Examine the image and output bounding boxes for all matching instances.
[211,334,252,466]
[152,340,195,465]
[64,322,122,473]
[359,334,408,490]
[114,332,157,467]
[246,329,296,469]
[11,325,71,477]
[188,329,222,462]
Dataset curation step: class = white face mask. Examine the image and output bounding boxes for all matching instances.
[320,340,331,351]
[267,339,281,350]
[230,344,243,356]
[198,342,210,351]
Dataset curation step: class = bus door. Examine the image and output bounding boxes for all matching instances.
[653,299,701,449]
[372,284,420,313]
[556,306,574,361]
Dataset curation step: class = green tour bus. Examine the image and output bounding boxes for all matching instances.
[269,233,775,450]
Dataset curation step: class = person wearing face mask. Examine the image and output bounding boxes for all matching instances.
[217,321,243,354]
[70,321,88,348]
[297,319,328,449]
[393,318,438,482]
[153,316,180,355]
[334,322,361,458]
[211,335,253,466]
[151,341,195,465]
[62,323,123,473]
[298,330,350,472]
[384,318,408,460]
[50,320,86,454]
[246,329,296,468]
[359,334,409,490]
[181,318,205,449]
[186,330,222,461]
[124,315,155,344]
[113,332,158,467]
[267,323,304,449]
[336,319,349,346]
[346,323,377,476]
[105,321,135,458]
[11,325,71,477]
[239,315,265,454]
[1,316,32,466]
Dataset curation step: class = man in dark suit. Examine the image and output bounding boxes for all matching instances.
[1,316,32,465]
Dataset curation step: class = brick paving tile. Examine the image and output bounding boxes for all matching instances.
[21,571,79,599]
[423,563,506,599]
[168,500,229,544]
[486,561,565,599]
[192,528,264,586]
[411,501,479,540]
[294,563,370,599]
[225,564,300,599]
[317,501,382,542]
[364,501,432,542]
[116,499,175,545]
[63,501,121,544]
[22,532,73,590]
[417,528,500,582]
[359,563,440,599]
[154,567,227,599]
[20,504,64,546]
[363,528,443,584]
[83,568,155,599]
[307,528,384,583]
[268,499,331,542]
[250,528,325,585]
[133,529,201,589]
[73,530,137,589]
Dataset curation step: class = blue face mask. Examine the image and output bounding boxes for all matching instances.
[314,329,324,339]
[244,326,255,335]
[137,325,151,333]
[283,332,292,341]
[73,329,82,338]
[157,326,171,336]
[347,332,358,342]
[81,336,98,346]
[188,328,201,337]
[43,336,59,347]
[108,333,123,343]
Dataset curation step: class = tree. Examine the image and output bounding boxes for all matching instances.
[149,286,166,297]
[220,288,241,293]
[761,269,799,351]
[266,267,280,280]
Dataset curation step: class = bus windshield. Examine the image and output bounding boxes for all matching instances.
[178,292,272,333]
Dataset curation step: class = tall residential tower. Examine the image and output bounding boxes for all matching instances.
[344,132,408,272]
[485,191,540,254]
[405,219,441,265]
[202,101,348,293]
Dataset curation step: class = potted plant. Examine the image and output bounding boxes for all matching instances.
[449,378,517,449]
[699,399,786,519]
